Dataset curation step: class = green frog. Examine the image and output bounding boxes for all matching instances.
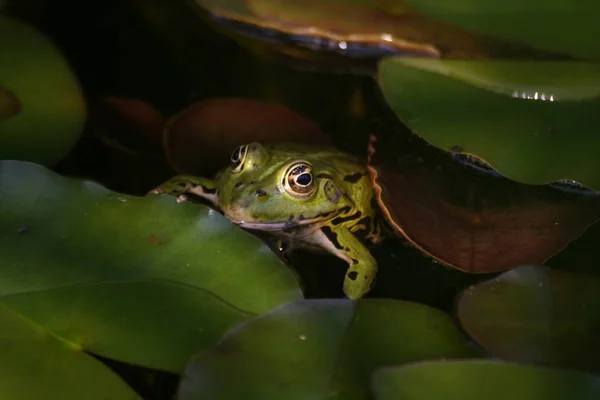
[151,142,383,299]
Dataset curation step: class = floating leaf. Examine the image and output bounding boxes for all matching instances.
[178,299,476,400]
[378,58,600,191]
[2,280,252,373]
[193,0,550,63]
[0,302,139,399]
[367,131,600,273]
[457,265,600,374]
[0,160,303,313]
[0,16,86,165]
[372,360,600,400]
[400,0,600,59]
[165,98,330,176]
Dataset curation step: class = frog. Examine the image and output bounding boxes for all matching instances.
[150,142,383,299]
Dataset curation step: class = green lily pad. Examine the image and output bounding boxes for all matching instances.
[0,160,302,313]
[457,265,600,374]
[178,299,477,400]
[400,0,599,59]
[0,16,86,165]
[0,302,139,399]
[372,360,600,400]
[1,280,252,373]
[378,58,600,191]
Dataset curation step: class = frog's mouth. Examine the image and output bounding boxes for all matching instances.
[224,212,330,232]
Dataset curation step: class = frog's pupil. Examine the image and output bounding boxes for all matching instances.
[296,173,312,186]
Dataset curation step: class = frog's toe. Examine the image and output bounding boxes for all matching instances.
[343,269,375,300]
[176,194,189,203]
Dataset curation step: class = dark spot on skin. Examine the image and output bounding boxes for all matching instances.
[317,173,333,180]
[321,226,343,250]
[370,197,378,211]
[348,271,359,280]
[343,172,363,183]
[234,182,243,189]
[345,247,350,251]
[288,215,294,221]
[356,216,371,229]
[201,185,217,195]
[249,180,258,185]
[332,211,362,226]
[297,214,305,221]
[255,189,267,197]
[337,206,352,216]
[351,259,359,265]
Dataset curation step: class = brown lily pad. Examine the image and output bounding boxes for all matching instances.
[367,131,600,274]
[194,0,567,68]
[164,98,331,176]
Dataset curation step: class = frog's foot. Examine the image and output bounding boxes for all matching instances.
[148,175,218,206]
[313,226,378,300]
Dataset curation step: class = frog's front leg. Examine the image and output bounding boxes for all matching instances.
[149,175,218,206]
[315,225,377,300]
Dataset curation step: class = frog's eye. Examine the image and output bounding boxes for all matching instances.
[230,145,248,173]
[284,162,315,198]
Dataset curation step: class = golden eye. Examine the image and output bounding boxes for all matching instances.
[283,162,315,198]
[230,145,248,173]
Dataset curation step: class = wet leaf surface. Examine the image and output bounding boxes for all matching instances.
[0,302,140,399]
[2,280,252,373]
[400,0,600,59]
[372,360,600,400]
[367,127,600,273]
[178,299,476,400]
[378,58,600,191]
[164,98,331,176]
[0,160,302,313]
[0,15,86,165]
[457,265,600,374]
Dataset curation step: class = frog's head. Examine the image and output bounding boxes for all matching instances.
[215,142,354,231]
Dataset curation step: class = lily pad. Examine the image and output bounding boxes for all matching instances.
[1,280,252,373]
[165,98,331,176]
[193,0,552,67]
[0,302,139,399]
[457,265,600,374]
[378,58,600,192]
[177,299,476,400]
[366,131,600,274]
[372,360,600,400]
[0,160,303,313]
[400,0,600,59]
[0,16,86,165]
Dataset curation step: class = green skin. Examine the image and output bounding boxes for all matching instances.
[151,142,382,299]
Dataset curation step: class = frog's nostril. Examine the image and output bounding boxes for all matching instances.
[234,182,243,189]
[255,189,267,197]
